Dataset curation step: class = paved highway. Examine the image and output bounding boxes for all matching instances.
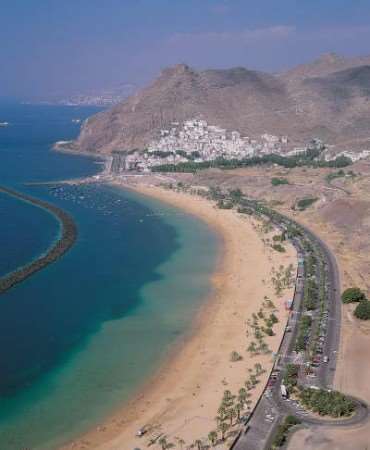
[234,214,369,450]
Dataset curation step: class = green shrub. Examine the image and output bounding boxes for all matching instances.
[270,313,279,324]
[230,351,243,362]
[217,200,233,209]
[285,415,301,426]
[270,415,301,448]
[354,301,370,320]
[272,244,286,253]
[283,364,299,387]
[271,177,289,186]
[341,287,366,304]
[296,197,318,211]
[237,206,253,215]
[263,327,274,336]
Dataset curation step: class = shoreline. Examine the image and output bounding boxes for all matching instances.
[61,182,297,450]
[0,185,77,295]
[53,142,113,173]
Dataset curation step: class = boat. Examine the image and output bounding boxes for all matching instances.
[0,122,9,127]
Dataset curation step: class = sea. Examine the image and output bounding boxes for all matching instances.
[0,103,218,449]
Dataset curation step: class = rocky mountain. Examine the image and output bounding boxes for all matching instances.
[279,53,370,83]
[73,54,370,155]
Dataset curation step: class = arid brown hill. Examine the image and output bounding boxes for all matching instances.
[74,55,370,154]
[279,52,370,85]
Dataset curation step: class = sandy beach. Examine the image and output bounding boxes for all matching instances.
[62,183,297,450]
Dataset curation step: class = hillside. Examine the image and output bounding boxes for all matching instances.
[73,55,370,155]
[279,52,370,84]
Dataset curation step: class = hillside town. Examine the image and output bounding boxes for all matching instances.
[110,119,369,173]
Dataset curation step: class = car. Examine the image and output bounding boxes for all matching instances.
[323,356,329,363]
[136,428,147,437]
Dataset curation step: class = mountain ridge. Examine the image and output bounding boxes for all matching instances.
[73,54,370,155]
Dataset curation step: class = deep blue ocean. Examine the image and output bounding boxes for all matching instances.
[0,104,218,449]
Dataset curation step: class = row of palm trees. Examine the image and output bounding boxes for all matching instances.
[270,264,295,297]
[246,302,279,358]
[156,362,266,449]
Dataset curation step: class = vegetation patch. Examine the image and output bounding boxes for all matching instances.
[295,315,312,352]
[271,177,290,186]
[272,243,286,253]
[152,151,352,173]
[230,351,243,362]
[271,264,295,296]
[326,169,356,183]
[342,287,370,320]
[298,388,355,417]
[341,287,366,303]
[269,415,301,449]
[354,300,370,320]
[216,199,234,209]
[283,364,299,388]
[295,197,318,211]
[237,206,254,215]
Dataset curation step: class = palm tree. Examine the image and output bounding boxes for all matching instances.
[159,436,168,450]
[221,390,235,410]
[235,402,243,421]
[254,362,264,376]
[250,374,257,386]
[245,380,252,391]
[217,404,227,420]
[208,430,218,447]
[254,328,263,340]
[175,436,186,450]
[238,387,247,405]
[228,407,237,425]
[217,421,229,441]
[223,390,233,400]
[259,341,271,354]
[247,341,257,355]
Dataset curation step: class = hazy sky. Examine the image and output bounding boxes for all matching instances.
[2,0,370,99]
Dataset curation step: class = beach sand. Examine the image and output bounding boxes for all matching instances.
[62,184,297,450]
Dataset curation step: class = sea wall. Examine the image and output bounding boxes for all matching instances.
[0,186,77,295]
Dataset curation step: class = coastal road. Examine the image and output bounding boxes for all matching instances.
[234,215,369,450]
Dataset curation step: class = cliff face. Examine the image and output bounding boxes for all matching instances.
[75,56,370,154]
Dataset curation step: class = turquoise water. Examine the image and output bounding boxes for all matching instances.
[0,104,218,449]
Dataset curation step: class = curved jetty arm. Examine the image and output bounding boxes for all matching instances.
[0,185,77,295]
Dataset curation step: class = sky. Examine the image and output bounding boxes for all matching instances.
[1,0,370,99]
